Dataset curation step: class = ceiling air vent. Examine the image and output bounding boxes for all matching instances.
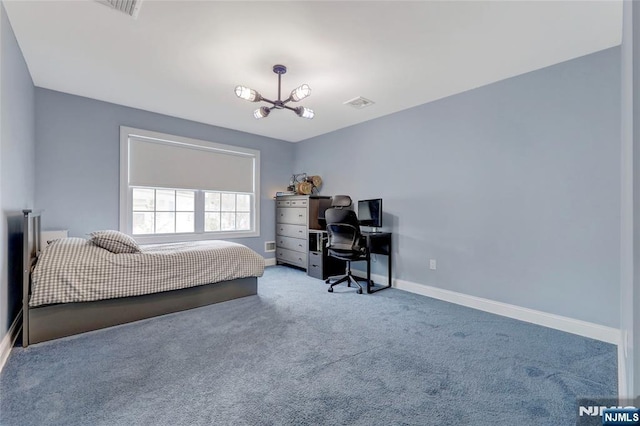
[343,96,375,109]
[96,0,143,19]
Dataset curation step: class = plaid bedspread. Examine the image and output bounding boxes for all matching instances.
[30,238,265,307]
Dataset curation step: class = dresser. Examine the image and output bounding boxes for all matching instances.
[275,195,331,270]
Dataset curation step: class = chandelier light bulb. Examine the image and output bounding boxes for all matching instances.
[297,107,314,119]
[235,86,261,102]
[254,106,270,119]
[290,84,311,102]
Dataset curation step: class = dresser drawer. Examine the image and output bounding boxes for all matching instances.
[277,247,307,268]
[276,223,306,239]
[277,207,307,225]
[289,198,308,207]
[276,235,306,252]
[276,200,291,207]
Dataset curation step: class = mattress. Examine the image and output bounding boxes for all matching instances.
[30,238,265,307]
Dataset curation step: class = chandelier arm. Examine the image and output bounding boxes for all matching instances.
[283,105,298,112]
[260,98,276,106]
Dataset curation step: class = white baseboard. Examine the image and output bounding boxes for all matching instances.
[618,334,629,398]
[356,271,621,343]
[0,310,22,374]
[264,257,277,267]
[353,271,625,395]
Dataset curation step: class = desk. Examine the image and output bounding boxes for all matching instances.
[361,231,392,294]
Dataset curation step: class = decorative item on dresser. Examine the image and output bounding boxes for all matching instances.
[275,195,331,271]
[287,173,323,195]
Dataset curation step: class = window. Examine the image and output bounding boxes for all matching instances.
[204,192,251,232]
[132,188,195,234]
[120,127,260,243]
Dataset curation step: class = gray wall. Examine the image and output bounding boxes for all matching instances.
[295,48,621,328]
[0,3,35,337]
[34,88,294,257]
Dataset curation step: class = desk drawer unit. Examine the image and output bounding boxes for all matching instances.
[307,237,347,281]
[308,251,324,280]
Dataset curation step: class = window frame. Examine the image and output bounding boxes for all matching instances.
[120,126,260,243]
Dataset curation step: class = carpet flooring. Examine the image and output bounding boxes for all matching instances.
[0,266,617,425]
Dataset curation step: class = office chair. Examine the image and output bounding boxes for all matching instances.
[324,195,370,294]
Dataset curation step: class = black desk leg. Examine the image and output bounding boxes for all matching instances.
[367,251,372,293]
[367,236,392,294]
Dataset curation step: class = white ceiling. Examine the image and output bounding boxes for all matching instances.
[4,0,622,143]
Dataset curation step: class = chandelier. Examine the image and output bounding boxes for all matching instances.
[235,64,314,120]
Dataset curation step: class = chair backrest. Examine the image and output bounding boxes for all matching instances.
[325,195,366,258]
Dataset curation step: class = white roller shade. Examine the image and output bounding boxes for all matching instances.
[128,137,255,193]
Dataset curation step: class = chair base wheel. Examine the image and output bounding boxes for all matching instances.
[328,287,334,293]
[357,289,363,294]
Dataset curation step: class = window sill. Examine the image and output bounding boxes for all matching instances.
[132,230,259,244]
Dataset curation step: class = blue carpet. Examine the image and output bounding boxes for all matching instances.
[0,266,616,425]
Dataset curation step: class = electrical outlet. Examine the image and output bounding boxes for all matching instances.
[429,259,437,270]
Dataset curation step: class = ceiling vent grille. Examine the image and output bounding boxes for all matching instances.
[96,0,143,19]
[343,96,375,109]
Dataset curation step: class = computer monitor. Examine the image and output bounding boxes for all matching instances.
[358,198,382,228]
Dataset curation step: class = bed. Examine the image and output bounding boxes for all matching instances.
[21,209,264,347]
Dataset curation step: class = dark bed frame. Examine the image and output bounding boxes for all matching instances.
[22,210,258,347]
